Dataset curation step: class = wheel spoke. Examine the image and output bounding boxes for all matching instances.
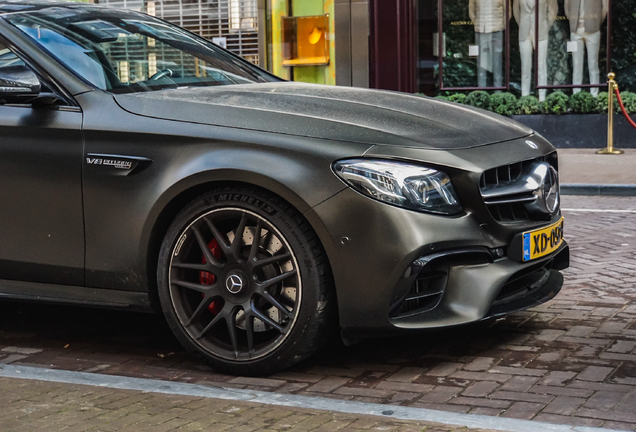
[191,225,223,269]
[196,311,224,340]
[204,217,230,252]
[226,309,240,358]
[171,261,209,271]
[171,278,218,294]
[251,306,285,333]
[245,313,255,355]
[230,213,249,260]
[252,252,291,269]
[257,269,298,290]
[185,296,215,326]
[261,291,293,319]
[248,219,263,261]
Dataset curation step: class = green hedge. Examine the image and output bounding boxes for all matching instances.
[434,90,636,115]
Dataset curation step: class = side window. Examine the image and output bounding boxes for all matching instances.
[0,43,26,71]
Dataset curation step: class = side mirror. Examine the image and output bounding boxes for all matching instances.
[0,65,40,104]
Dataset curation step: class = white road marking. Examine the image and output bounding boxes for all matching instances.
[562,208,636,213]
[0,364,623,432]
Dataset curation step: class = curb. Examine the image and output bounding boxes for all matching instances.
[561,184,636,196]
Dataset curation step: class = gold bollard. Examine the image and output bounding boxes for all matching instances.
[597,72,624,154]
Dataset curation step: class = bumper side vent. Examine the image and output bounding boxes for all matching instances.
[395,270,447,317]
[390,248,492,319]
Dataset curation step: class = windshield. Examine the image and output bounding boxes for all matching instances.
[5,5,277,93]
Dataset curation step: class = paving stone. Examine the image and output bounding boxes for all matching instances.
[602,421,636,431]
[577,408,636,423]
[385,368,423,383]
[534,330,566,341]
[333,386,393,399]
[499,376,540,392]
[577,366,615,382]
[424,363,463,377]
[463,358,496,372]
[616,391,636,413]
[539,371,577,387]
[563,326,596,337]
[607,340,636,354]
[469,407,504,417]
[306,377,351,393]
[533,413,604,428]
[417,386,460,403]
[500,402,543,420]
[450,371,511,383]
[375,381,434,394]
[461,381,499,397]
[569,380,633,393]
[487,367,547,377]
[489,391,553,404]
[542,396,585,415]
[584,391,628,411]
[270,372,324,383]
[448,397,511,409]
[600,352,636,362]
[410,402,471,414]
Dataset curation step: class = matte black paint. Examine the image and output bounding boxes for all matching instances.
[0,105,84,286]
[0,2,567,342]
[115,84,533,150]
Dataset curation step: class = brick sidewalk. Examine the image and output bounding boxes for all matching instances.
[0,376,495,432]
[0,196,635,430]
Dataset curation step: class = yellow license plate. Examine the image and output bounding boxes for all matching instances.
[522,217,564,262]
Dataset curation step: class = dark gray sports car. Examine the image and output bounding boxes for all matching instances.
[0,0,567,375]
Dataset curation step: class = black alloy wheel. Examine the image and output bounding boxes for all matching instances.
[158,187,333,375]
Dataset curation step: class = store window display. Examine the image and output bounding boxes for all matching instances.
[416,0,633,97]
[565,0,607,96]
[469,0,508,87]
[513,0,558,101]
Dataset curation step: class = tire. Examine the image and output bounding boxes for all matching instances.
[157,186,334,376]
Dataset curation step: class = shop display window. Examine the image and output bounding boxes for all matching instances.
[417,0,620,99]
[281,14,330,67]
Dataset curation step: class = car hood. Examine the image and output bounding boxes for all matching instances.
[114,82,532,150]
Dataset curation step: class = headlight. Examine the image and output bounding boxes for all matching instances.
[333,159,462,215]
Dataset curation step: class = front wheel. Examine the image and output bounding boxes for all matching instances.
[157,187,334,375]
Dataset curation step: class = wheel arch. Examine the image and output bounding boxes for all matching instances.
[143,170,335,313]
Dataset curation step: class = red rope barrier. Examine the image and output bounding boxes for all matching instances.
[614,87,636,129]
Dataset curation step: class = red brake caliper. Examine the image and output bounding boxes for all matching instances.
[200,239,222,315]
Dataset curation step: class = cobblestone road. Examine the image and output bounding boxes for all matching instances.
[1,196,635,430]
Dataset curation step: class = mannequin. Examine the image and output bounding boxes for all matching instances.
[469,0,508,88]
[513,0,558,101]
[565,0,607,97]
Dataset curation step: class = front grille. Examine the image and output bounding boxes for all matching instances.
[480,153,558,224]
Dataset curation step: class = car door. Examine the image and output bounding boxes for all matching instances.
[0,40,84,286]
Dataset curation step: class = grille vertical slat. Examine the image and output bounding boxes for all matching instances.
[480,153,558,224]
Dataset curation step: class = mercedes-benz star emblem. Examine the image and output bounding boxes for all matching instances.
[543,165,559,214]
[226,274,244,294]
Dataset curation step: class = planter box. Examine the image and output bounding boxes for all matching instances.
[510,113,636,149]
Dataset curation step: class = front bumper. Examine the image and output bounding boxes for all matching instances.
[305,182,568,341]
